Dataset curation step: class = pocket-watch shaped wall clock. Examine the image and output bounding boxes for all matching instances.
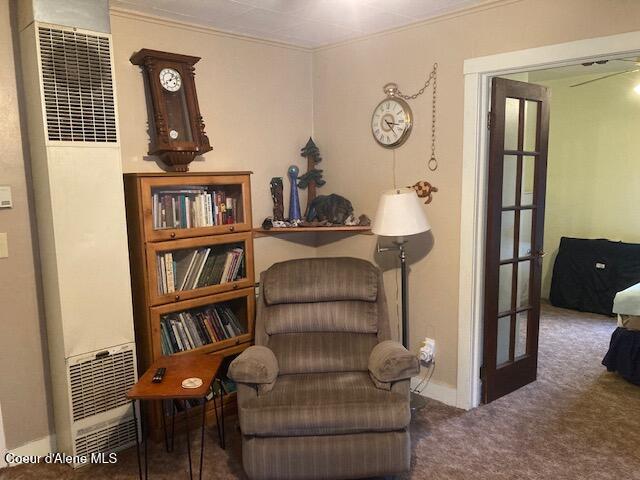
[372,63,440,203]
[371,83,413,149]
[371,64,439,172]
[131,49,212,172]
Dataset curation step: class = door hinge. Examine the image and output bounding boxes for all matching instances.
[487,111,493,130]
[480,365,486,380]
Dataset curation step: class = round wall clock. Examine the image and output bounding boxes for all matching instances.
[159,68,182,92]
[371,83,413,149]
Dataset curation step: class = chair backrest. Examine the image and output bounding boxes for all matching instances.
[256,257,390,375]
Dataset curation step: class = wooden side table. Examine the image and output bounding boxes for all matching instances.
[127,354,225,480]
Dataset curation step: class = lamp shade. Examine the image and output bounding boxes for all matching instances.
[372,187,431,237]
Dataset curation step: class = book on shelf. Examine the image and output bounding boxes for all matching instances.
[157,246,245,295]
[160,303,246,355]
[165,376,237,412]
[152,187,238,230]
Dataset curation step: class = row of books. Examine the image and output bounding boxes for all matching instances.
[152,187,238,230]
[166,377,237,412]
[159,304,245,354]
[157,247,244,294]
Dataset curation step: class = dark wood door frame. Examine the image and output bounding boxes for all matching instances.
[482,77,550,403]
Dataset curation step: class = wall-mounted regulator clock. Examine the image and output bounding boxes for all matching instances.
[130,49,212,172]
[371,83,413,149]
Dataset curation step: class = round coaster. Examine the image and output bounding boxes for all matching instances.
[181,377,203,389]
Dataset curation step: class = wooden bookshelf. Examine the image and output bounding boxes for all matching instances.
[124,172,255,436]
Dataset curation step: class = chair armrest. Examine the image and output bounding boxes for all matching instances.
[228,345,279,385]
[369,340,420,383]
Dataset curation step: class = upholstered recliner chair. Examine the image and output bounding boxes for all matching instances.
[229,257,419,480]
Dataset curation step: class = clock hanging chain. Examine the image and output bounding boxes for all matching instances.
[395,63,438,171]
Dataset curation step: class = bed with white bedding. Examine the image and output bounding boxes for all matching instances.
[603,282,640,384]
[613,283,640,331]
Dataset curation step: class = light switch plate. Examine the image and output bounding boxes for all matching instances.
[0,186,12,208]
[0,233,7,258]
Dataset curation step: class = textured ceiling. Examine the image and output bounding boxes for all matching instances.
[110,0,485,48]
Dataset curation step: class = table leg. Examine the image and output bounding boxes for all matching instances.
[171,401,176,452]
[220,379,226,450]
[142,401,148,480]
[199,396,206,480]
[184,400,193,480]
[132,400,143,480]
[211,385,222,447]
[162,400,170,453]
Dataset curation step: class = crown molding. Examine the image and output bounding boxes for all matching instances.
[108,7,313,53]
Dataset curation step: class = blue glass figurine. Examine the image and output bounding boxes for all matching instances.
[287,165,302,221]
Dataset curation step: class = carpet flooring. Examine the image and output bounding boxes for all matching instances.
[3,304,639,480]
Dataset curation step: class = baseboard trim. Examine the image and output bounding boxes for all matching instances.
[411,377,458,407]
[4,435,56,467]
[0,404,6,468]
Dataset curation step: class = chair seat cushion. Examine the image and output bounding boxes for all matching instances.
[238,371,410,437]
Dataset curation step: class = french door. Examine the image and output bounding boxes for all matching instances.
[482,77,551,403]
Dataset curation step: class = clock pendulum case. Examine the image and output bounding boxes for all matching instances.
[131,49,212,172]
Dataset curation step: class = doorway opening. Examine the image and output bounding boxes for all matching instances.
[482,58,640,402]
[457,31,640,410]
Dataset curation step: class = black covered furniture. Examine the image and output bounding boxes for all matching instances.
[602,328,640,385]
[549,237,640,316]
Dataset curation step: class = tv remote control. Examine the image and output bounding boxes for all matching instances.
[152,367,166,383]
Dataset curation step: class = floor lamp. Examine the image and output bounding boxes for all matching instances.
[372,187,431,349]
[372,188,431,411]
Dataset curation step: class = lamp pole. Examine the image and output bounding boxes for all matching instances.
[377,237,429,412]
[378,237,409,348]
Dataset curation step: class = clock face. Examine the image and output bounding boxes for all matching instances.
[371,98,412,148]
[159,68,182,92]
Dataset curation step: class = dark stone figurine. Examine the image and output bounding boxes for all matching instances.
[270,177,284,221]
[306,194,353,225]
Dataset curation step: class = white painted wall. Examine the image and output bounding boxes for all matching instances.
[540,71,640,298]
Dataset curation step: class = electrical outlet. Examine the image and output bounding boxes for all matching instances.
[419,337,436,365]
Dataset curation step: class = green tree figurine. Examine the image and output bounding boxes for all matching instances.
[298,137,326,215]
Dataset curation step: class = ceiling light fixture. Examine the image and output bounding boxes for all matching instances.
[634,84,640,95]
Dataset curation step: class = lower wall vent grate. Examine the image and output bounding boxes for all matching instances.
[69,348,136,422]
[74,416,137,458]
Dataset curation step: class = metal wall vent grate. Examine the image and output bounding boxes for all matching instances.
[74,417,137,459]
[69,349,135,422]
[38,26,117,143]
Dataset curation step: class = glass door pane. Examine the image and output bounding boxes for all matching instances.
[502,155,518,206]
[515,310,529,358]
[504,97,520,150]
[516,261,531,309]
[519,209,533,257]
[497,315,512,365]
[523,100,539,152]
[521,156,535,205]
[500,211,515,260]
[498,264,513,313]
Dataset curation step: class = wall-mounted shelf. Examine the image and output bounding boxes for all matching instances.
[253,226,372,238]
